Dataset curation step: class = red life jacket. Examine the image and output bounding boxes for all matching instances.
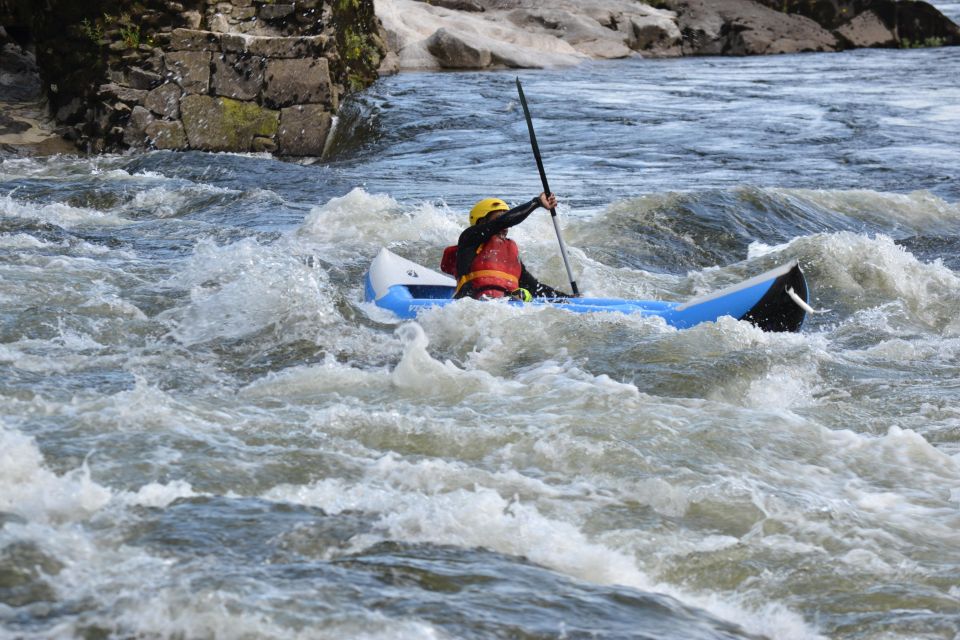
[441,245,458,276]
[441,235,521,298]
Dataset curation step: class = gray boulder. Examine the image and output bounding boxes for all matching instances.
[505,8,632,59]
[627,14,683,56]
[836,10,896,47]
[427,0,486,11]
[426,28,493,68]
[671,0,838,55]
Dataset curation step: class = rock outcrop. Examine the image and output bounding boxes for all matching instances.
[0,0,385,156]
[376,0,959,70]
[671,0,840,55]
[376,0,681,70]
[676,0,960,55]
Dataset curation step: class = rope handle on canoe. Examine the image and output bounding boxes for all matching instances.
[787,286,829,315]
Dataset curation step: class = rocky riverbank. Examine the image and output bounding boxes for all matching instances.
[377,0,960,70]
[1,0,958,156]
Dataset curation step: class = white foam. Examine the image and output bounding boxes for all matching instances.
[127,183,237,218]
[124,480,199,509]
[772,188,960,233]
[748,239,795,259]
[390,322,522,400]
[264,453,823,640]
[161,236,340,345]
[741,364,820,409]
[0,424,112,524]
[807,231,960,332]
[296,187,461,264]
[242,354,390,399]
[0,193,129,227]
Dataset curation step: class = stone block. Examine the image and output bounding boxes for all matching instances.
[278,104,331,156]
[169,28,222,51]
[145,49,166,73]
[211,53,265,101]
[207,13,230,33]
[221,34,327,58]
[145,82,183,118]
[165,51,212,94]
[180,95,279,151]
[129,67,164,90]
[259,4,294,20]
[123,106,154,147]
[182,10,203,30]
[263,58,331,108]
[99,83,148,104]
[145,120,188,149]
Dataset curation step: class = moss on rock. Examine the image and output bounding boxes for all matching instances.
[181,95,280,151]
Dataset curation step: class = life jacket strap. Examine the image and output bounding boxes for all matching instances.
[455,269,520,296]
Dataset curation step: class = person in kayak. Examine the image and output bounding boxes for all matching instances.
[440,193,573,301]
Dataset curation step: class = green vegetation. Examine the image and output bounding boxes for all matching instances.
[343,28,381,91]
[331,0,384,95]
[79,12,141,48]
[901,36,946,48]
[79,18,103,43]
[119,23,140,48]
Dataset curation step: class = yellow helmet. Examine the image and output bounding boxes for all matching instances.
[469,198,508,226]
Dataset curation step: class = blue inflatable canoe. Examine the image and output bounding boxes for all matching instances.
[364,248,809,332]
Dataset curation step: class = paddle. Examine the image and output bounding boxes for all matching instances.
[516,77,580,297]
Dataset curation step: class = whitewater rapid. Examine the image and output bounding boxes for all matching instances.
[3,47,960,640]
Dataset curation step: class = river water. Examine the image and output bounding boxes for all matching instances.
[2,43,960,640]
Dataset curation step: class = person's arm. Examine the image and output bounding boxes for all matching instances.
[457,197,541,247]
[518,263,571,298]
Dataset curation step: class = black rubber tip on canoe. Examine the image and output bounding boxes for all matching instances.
[739,262,808,332]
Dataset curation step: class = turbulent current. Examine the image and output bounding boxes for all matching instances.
[2,46,960,640]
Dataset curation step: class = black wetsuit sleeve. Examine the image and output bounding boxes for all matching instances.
[457,198,541,247]
[519,263,571,298]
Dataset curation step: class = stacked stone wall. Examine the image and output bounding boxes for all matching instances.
[7,0,385,156]
[114,27,340,155]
